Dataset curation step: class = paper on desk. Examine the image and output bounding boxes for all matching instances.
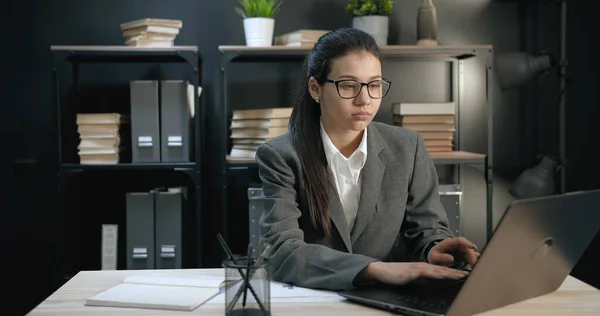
[85,274,225,311]
[86,283,219,311]
[123,274,225,288]
[208,281,344,303]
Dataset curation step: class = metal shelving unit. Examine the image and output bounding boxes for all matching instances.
[51,45,205,275]
[218,44,494,245]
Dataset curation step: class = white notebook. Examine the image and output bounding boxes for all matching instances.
[85,274,224,311]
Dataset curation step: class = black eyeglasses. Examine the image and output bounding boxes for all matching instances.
[323,78,392,99]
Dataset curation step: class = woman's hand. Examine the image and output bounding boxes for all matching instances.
[362,261,469,286]
[427,237,480,268]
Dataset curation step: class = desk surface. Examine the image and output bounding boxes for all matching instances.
[29,268,600,315]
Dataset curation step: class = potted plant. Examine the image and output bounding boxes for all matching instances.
[347,0,393,46]
[235,0,282,47]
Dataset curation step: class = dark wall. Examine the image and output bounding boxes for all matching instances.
[1,0,598,314]
[561,0,600,290]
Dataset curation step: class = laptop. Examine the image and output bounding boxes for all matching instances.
[339,190,600,316]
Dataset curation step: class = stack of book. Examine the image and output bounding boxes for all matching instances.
[391,102,456,153]
[228,107,293,159]
[76,113,128,164]
[120,18,182,47]
[274,29,329,47]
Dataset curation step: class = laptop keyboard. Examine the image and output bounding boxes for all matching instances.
[394,278,466,310]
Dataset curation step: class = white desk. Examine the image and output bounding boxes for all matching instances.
[28,268,600,315]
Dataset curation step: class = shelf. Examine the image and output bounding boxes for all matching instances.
[60,162,196,172]
[219,45,492,62]
[428,151,486,165]
[226,156,260,170]
[226,151,485,168]
[51,45,200,64]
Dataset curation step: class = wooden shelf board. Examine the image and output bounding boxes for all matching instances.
[428,151,486,164]
[219,45,492,59]
[219,45,491,51]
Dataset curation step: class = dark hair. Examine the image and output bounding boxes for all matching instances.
[288,27,381,239]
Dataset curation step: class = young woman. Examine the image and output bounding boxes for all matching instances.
[255,27,479,291]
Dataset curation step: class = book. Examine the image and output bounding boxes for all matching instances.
[76,113,128,125]
[392,102,456,115]
[125,38,174,47]
[78,138,121,149]
[400,123,456,132]
[230,117,290,129]
[79,153,120,164]
[230,147,259,159]
[393,114,454,124]
[85,274,224,311]
[120,18,183,31]
[230,127,289,139]
[232,107,293,120]
[120,18,182,47]
[274,29,329,47]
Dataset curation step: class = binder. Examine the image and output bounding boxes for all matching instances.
[130,80,161,162]
[160,80,193,162]
[155,189,186,269]
[101,224,118,270]
[126,192,155,270]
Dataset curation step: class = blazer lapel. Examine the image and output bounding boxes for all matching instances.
[350,124,385,244]
[328,184,353,252]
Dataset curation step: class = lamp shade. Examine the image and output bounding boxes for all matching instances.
[495,52,555,91]
[509,156,558,199]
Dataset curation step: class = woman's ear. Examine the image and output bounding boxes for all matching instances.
[308,76,321,101]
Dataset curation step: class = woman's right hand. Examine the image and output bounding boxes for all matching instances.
[363,261,469,286]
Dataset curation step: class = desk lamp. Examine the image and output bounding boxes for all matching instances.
[509,156,559,199]
[495,51,556,91]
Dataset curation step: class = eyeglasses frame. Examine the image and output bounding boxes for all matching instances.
[322,78,392,99]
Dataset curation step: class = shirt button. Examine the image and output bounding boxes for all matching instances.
[345,179,353,185]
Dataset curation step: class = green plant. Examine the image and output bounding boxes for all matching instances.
[347,0,393,16]
[235,0,282,19]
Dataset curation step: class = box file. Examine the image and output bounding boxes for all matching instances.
[130,80,161,162]
[126,192,155,270]
[155,189,186,269]
[160,80,193,162]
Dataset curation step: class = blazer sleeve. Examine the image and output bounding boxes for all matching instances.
[255,142,377,291]
[401,133,455,262]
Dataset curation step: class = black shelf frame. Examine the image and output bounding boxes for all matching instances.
[218,45,494,246]
[51,46,205,276]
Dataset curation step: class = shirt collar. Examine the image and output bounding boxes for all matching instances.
[320,120,339,165]
[320,119,368,168]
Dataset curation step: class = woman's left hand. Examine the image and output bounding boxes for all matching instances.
[427,237,480,268]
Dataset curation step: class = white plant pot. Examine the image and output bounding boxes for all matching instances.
[352,15,389,46]
[243,17,275,47]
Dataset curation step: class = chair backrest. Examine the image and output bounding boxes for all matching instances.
[248,187,265,259]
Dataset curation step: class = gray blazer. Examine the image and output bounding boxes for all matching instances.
[255,121,454,291]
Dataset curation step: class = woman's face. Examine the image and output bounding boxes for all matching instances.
[310,50,383,134]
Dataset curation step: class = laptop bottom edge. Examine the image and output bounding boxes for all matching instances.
[339,292,445,316]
